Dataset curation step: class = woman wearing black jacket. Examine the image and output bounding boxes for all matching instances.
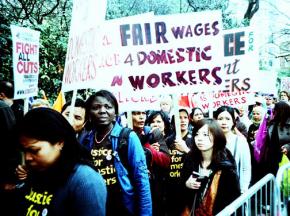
[261,101,290,176]
[181,118,240,215]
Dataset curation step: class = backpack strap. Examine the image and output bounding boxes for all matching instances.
[233,135,238,158]
[117,127,132,170]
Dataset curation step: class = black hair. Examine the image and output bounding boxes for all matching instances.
[271,101,290,128]
[170,108,189,131]
[179,108,189,116]
[85,89,118,115]
[190,107,204,118]
[191,118,230,169]
[213,106,236,130]
[233,107,240,116]
[16,108,90,175]
[0,81,14,98]
[279,91,289,100]
[61,98,86,113]
[145,110,172,136]
[189,107,205,127]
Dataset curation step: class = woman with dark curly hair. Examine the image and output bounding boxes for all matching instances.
[189,107,204,129]
[145,110,172,139]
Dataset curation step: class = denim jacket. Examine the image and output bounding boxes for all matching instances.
[79,122,152,216]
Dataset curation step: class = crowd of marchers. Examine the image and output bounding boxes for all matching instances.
[1,80,290,216]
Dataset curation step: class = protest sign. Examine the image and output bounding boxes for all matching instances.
[62,9,223,95]
[11,25,40,99]
[116,91,160,112]
[62,0,108,92]
[184,91,255,111]
[221,27,259,93]
[62,3,266,112]
[95,10,224,95]
[115,26,259,111]
[62,0,108,122]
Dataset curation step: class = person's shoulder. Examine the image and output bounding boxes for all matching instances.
[67,164,106,200]
[0,100,8,107]
[249,123,256,128]
[219,165,240,188]
[143,125,151,134]
[111,121,123,137]
[72,164,104,182]
[236,133,248,144]
[218,153,239,176]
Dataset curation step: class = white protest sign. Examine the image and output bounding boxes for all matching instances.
[62,0,108,91]
[97,10,223,95]
[221,27,259,92]
[114,26,259,111]
[186,91,255,112]
[11,25,40,99]
[115,91,160,113]
[62,14,153,91]
[63,0,107,122]
[62,10,223,96]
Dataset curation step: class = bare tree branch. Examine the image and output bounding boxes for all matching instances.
[244,0,259,20]
[126,0,137,16]
[40,0,60,17]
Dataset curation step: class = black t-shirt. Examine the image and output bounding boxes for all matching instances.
[166,131,193,183]
[91,136,128,215]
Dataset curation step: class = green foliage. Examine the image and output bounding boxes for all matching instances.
[0,14,13,81]
[0,0,72,103]
[106,0,249,29]
[38,16,71,103]
[278,68,290,78]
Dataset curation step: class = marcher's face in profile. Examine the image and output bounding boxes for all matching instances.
[280,92,289,102]
[150,114,165,134]
[216,111,234,134]
[192,109,204,123]
[20,136,63,172]
[194,125,213,152]
[179,111,189,132]
[132,111,146,130]
[89,96,116,127]
[62,106,86,133]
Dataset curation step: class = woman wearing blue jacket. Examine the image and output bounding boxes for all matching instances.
[79,89,152,216]
[14,108,107,216]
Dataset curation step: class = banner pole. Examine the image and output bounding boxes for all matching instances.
[172,94,181,140]
[69,90,77,123]
[127,111,133,129]
[23,97,29,114]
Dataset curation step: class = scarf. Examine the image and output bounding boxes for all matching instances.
[194,170,222,216]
